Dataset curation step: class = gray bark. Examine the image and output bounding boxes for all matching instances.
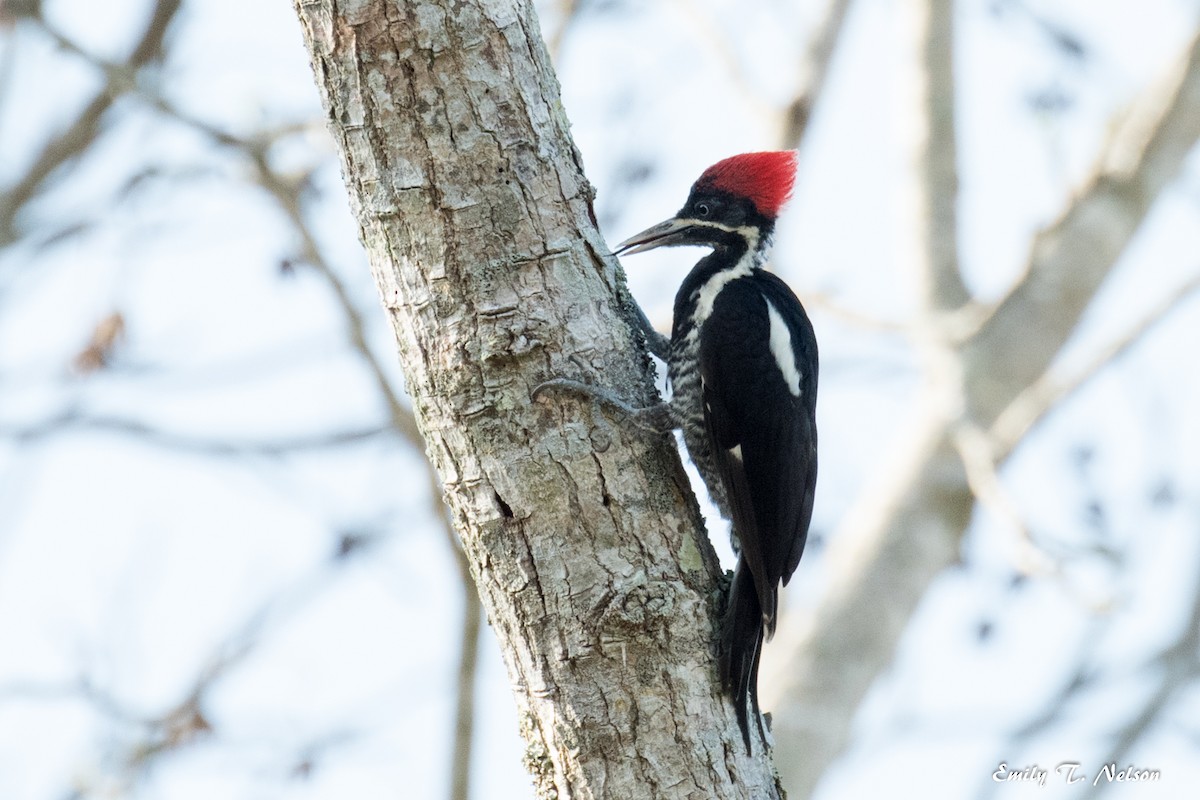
[292,0,784,796]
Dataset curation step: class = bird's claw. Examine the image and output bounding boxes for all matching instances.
[533,378,673,436]
[532,377,594,402]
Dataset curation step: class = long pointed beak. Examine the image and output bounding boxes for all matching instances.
[613,217,692,256]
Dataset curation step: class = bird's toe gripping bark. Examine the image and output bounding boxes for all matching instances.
[532,378,675,435]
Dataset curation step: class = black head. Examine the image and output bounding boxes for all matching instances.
[614,151,797,256]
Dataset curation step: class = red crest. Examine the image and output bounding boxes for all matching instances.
[695,151,798,218]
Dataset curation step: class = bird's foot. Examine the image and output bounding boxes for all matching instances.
[533,378,675,435]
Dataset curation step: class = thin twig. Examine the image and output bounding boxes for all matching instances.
[795,289,908,333]
[449,543,482,800]
[0,0,181,243]
[951,421,1055,576]
[0,410,391,455]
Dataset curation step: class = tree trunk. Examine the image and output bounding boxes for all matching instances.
[292,0,784,796]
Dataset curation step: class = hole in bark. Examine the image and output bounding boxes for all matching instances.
[494,492,514,518]
[601,492,611,507]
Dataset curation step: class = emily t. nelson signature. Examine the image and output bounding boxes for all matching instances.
[993,762,1162,787]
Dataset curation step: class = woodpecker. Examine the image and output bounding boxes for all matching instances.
[538,151,817,752]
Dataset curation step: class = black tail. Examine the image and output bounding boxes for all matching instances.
[721,563,766,753]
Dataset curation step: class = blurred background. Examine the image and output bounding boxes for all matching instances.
[2,0,1199,797]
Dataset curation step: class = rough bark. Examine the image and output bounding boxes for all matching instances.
[763,10,1200,797]
[292,0,784,797]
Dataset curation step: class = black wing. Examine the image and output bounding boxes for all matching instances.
[700,273,818,751]
[700,272,818,628]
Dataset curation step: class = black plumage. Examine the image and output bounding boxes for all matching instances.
[698,271,817,748]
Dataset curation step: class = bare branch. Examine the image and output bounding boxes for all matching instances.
[909,0,969,312]
[965,28,1200,423]
[991,270,1200,460]
[144,94,427,451]
[5,1,481,794]
[795,289,909,334]
[0,13,20,110]
[411,410,482,800]
[0,0,181,243]
[253,160,426,449]
[778,0,855,149]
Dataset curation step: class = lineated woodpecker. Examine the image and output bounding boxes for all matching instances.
[538,151,818,752]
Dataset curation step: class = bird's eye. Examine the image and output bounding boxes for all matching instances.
[696,203,711,217]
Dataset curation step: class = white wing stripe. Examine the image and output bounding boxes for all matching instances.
[765,297,802,397]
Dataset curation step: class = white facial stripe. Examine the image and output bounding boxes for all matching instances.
[765,297,802,397]
[691,220,761,242]
[729,444,743,462]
